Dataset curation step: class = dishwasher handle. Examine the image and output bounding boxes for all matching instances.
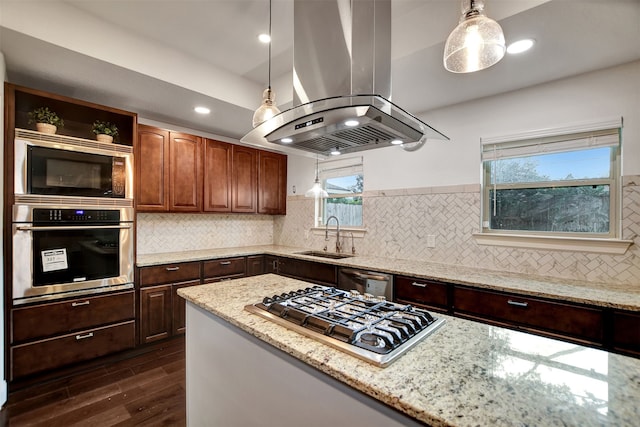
[340,268,389,282]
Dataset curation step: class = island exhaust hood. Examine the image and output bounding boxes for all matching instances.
[242,0,449,157]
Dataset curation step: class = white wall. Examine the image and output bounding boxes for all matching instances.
[288,60,640,192]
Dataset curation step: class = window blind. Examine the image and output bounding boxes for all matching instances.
[319,156,363,180]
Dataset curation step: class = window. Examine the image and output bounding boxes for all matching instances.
[313,157,363,227]
[481,125,621,239]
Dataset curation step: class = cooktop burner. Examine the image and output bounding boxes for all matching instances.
[244,285,445,367]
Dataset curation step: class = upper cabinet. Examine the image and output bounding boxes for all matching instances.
[169,132,202,212]
[232,145,258,213]
[136,126,202,213]
[136,125,170,211]
[136,126,286,215]
[258,151,287,215]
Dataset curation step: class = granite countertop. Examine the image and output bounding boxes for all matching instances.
[138,245,640,311]
[178,274,640,427]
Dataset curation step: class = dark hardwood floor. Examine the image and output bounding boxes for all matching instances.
[0,337,186,427]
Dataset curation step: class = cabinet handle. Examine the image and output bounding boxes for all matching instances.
[166,266,180,271]
[75,332,94,340]
[411,282,427,288]
[507,300,529,308]
[220,261,232,266]
[71,301,90,307]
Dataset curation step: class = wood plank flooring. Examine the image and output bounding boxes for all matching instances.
[0,337,186,427]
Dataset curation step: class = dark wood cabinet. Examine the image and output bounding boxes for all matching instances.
[611,310,640,355]
[258,151,287,215]
[453,286,604,344]
[136,126,203,212]
[247,255,266,276]
[271,256,337,286]
[203,257,246,283]
[170,132,203,212]
[395,276,449,313]
[138,262,201,343]
[9,291,136,380]
[136,124,170,211]
[232,145,258,213]
[203,138,233,212]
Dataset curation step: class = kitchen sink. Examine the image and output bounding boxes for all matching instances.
[295,250,353,259]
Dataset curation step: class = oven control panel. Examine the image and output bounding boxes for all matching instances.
[33,208,121,223]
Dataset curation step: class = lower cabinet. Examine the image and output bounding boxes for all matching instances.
[453,286,604,345]
[203,257,246,283]
[247,255,266,276]
[9,290,135,381]
[395,276,450,312]
[138,261,201,344]
[611,310,640,356]
[267,256,337,286]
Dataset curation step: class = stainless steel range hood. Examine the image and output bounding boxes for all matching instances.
[242,0,449,157]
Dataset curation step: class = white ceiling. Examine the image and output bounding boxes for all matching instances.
[1,0,639,148]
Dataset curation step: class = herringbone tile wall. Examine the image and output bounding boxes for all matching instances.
[137,213,274,254]
[275,178,640,287]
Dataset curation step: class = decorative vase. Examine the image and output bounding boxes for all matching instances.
[96,134,114,143]
[36,123,57,134]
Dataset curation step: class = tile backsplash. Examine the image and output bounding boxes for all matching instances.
[136,177,639,288]
[136,213,274,254]
[274,177,640,287]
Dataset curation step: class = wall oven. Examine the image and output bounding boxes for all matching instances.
[14,129,133,202]
[12,204,134,305]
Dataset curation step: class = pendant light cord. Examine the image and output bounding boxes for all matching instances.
[268,0,273,90]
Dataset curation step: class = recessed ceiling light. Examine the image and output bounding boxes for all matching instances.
[280,137,293,143]
[507,39,535,55]
[258,33,271,43]
[344,120,359,127]
[194,106,210,114]
[390,139,403,145]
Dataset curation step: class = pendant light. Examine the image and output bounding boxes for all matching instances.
[252,0,280,128]
[443,0,505,73]
[305,156,329,198]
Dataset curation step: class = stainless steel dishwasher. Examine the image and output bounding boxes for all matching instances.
[338,267,393,301]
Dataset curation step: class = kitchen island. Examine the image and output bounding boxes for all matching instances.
[178,274,640,427]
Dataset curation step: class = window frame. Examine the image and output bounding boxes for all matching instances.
[474,118,632,254]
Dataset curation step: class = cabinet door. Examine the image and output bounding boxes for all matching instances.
[232,145,257,213]
[172,280,200,336]
[170,132,203,212]
[258,151,287,214]
[278,258,337,286]
[140,285,172,344]
[247,255,265,276]
[203,139,233,212]
[612,310,640,355]
[136,125,169,211]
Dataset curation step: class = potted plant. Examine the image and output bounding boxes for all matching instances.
[92,120,119,143]
[28,107,64,134]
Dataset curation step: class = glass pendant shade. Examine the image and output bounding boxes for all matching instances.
[252,88,280,128]
[304,179,329,198]
[444,0,506,73]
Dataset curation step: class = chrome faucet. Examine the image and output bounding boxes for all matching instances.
[325,215,342,253]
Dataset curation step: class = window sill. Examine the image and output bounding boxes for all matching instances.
[472,233,633,255]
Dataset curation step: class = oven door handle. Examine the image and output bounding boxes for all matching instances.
[16,224,132,231]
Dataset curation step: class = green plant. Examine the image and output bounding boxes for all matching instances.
[28,107,64,127]
[92,120,119,138]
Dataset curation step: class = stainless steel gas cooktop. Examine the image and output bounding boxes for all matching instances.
[245,285,445,367]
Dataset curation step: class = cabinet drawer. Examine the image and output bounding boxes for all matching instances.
[11,321,135,380]
[11,291,135,343]
[203,257,246,280]
[612,310,640,354]
[395,276,448,310]
[139,261,201,286]
[453,287,603,342]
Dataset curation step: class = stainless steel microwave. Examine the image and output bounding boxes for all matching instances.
[14,130,133,202]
